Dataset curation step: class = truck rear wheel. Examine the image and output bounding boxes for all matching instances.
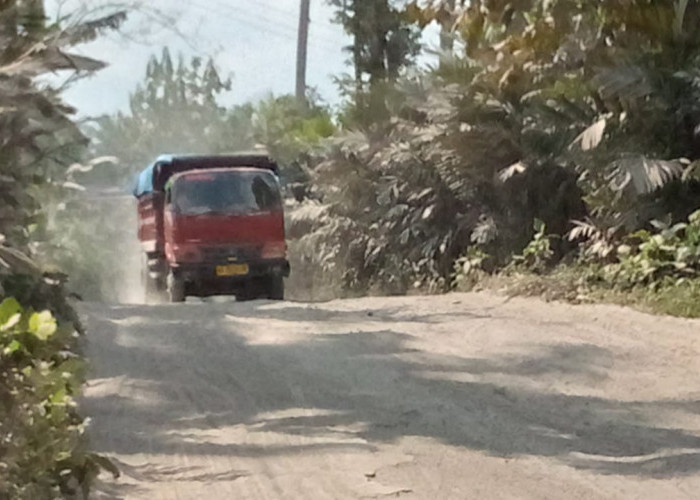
[141,254,161,303]
[144,276,160,304]
[167,270,186,303]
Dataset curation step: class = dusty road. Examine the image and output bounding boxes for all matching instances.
[82,292,700,499]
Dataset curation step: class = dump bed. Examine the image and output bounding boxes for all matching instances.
[133,153,280,198]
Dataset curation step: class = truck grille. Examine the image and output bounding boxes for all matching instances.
[201,245,260,262]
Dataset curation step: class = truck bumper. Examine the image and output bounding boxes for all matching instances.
[173,258,290,293]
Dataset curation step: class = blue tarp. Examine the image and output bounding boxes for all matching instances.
[132,153,280,197]
[132,155,174,197]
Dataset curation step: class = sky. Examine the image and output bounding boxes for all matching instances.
[47,0,441,118]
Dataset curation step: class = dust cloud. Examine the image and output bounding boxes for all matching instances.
[112,197,144,305]
[72,191,145,305]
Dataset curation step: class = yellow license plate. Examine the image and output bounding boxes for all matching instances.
[216,264,249,277]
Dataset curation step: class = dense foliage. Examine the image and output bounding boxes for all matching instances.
[287,0,700,298]
[0,1,123,496]
[0,260,118,499]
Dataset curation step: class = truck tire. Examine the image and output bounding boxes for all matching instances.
[235,285,256,302]
[141,254,161,304]
[144,276,160,304]
[167,270,186,303]
[266,275,285,300]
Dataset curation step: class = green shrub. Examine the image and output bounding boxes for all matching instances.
[452,247,491,291]
[604,209,700,290]
[510,219,556,274]
[0,258,117,499]
[459,210,700,318]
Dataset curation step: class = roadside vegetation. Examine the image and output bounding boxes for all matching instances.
[456,212,700,318]
[0,2,123,497]
[291,0,700,316]
[67,0,700,316]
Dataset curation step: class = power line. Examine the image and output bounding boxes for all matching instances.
[213,0,345,39]
[187,3,303,43]
[196,0,346,45]
[186,2,343,57]
[220,0,299,21]
[187,1,346,50]
[186,2,432,67]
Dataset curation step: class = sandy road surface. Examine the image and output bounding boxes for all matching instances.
[81,292,700,499]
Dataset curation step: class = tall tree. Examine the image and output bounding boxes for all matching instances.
[329,0,420,125]
[89,48,338,185]
[88,48,244,179]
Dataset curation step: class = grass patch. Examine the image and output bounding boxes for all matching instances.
[468,265,700,319]
[595,281,700,319]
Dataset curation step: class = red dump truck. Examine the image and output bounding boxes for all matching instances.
[133,153,290,302]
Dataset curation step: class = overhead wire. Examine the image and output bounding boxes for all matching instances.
[190,0,348,47]
[186,2,345,58]
[206,0,435,52]
[208,0,346,40]
[180,3,349,98]
[208,0,300,21]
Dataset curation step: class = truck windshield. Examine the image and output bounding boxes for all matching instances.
[172,170,281,215]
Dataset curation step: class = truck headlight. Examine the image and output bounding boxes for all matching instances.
[172,244,203,262]
[261,241,287,259]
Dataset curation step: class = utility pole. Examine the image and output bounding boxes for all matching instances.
[439,0,456,68]
[296,0,311,106]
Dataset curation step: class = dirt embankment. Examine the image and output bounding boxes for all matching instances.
[83,292,700,499]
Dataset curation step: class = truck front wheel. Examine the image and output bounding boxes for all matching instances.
[167,270,186,303]
[266,275,284,301]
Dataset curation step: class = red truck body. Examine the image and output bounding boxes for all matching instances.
[134,154,290,302]
[137,193,165,254]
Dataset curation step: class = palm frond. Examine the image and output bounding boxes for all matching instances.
[1,45,106,77]
[609,156,684,195]
[53,11,128,48]
[570,117,607,151]
[496,161,527,183]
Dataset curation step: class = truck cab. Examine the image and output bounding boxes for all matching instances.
[134,154,290,302]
